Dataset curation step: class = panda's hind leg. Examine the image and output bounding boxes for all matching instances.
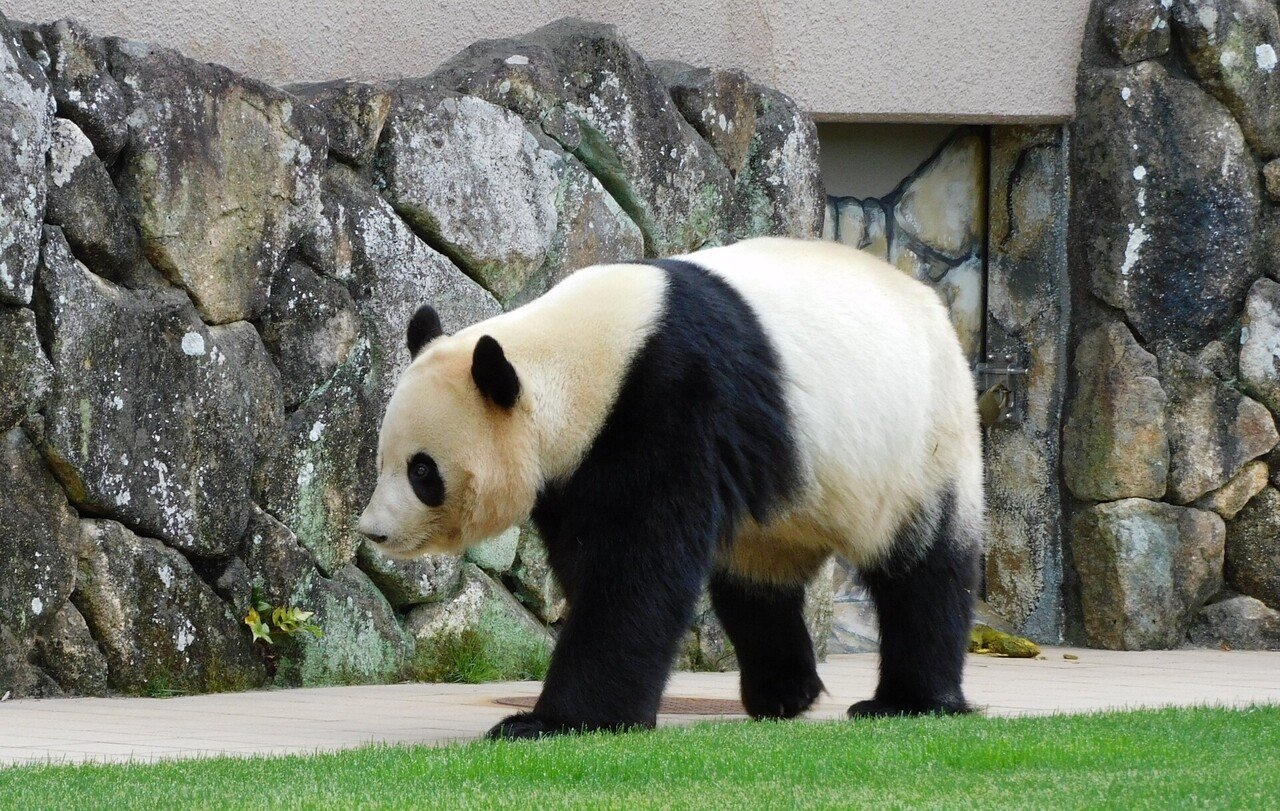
[710,566,826,720]
[850,490,980,718]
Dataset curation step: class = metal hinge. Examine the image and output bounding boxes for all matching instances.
[975,354,1029,427]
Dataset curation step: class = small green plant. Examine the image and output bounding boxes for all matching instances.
[244,587,324,645]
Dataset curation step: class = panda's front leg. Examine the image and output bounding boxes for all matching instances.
[486,528,710,740]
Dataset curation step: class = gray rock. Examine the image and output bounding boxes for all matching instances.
[1102,0,1172,64]
[289,80,392,166]
[406,562,550,645]
[74,519,266,694]
[36,228,283,557]
[255,343,369,575]
[1071,61,1260,349]
[356,540,463,609]
[466,526,520,574]
[1225,486,1280,607]
[661,65,824,240]
[1188,594,1280,649]
[832,198,867,248]
[1071,499,1225,649]
[258,259,359,410]
[107,38,325,324]
[1240,277,1280,414]
[44,117,160,288]
[39,19,128,159]
[378,91,561,301]
[1157,344,1278,504]
[1173,0,1280,158]
[1196,339,1237,381]
[0,427,80,697]
[1063,322,1169,501]
[936,257,984,364]
[242,508,412,687]
[0,12,53,306]
[821,197,837,241]
[507,523,566,624]
[0,306,52,431]
[33,602,110,696]
[1265,159,1280,202]
[861,200,889,260]
[1195,459,1270,519]
[301,163,502,406]
[894,131,985,261]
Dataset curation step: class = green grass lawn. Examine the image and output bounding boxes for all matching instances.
[3,706,1277,809]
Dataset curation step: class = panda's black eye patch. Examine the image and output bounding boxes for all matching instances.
[407,452,445,507]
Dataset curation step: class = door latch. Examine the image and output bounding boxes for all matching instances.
[975,355,1029,428]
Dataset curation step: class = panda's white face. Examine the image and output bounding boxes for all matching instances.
[358,333,540,559]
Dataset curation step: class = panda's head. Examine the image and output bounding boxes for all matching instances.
[357,305,539,559]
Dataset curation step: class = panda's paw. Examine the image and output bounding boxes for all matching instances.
[846,697,972,719]
[741,669,825,720]
[486,712,554,740]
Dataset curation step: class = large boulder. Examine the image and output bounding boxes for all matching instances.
[36,228,283,557]
[430,20,734,257]
[1071,499,1225,649]
[506,523,567,624]
[0,11,53,306]
[356,541,463,610]
[1240,277,1280,413]
[0,306,52,430]
[301,163,502,406]
[659,64,824,240]
[44,117,160,288]
[32,602,110,696]
[107,37,325,324]
[1102,0,1172,64]
[1225,486,1280,607]
[1173,0,1280,158]
[1188,594,1280,649]
[1071,60,1260,349]
[0,428,80,697]
[289,80,392,167]
[73,519,266,694]
[38,19,128,160]
[893,131,986,263]
[1157,344,1278,504]
[405,562,550,645]
[241,508,412,687]
[1063,322,1169,501]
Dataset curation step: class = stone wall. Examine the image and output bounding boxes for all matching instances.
[1064,0,1280,650]
[0,14,824,697]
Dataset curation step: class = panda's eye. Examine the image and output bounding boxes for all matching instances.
[407,452,444,507]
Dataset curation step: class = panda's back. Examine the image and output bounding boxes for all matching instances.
[677,237,982,564]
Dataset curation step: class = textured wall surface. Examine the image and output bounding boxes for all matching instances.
[3,0,1092,122]
[0,13,826,698]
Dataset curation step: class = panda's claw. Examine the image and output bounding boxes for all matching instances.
[742,669,824,720]
[486,712,552,740]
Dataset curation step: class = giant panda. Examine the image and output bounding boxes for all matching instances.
[358,236,984,739]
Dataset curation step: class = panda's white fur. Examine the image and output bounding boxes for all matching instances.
[361,237,982,582]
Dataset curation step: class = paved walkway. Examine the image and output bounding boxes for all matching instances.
[2,647,1278,766]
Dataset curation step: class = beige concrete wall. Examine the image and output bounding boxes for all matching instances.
[6,0,1091,122]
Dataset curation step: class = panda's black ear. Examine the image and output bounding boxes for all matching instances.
[471,335,520,409]
[407,305,444,358]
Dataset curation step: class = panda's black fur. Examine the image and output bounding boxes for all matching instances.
[487,259,977,739]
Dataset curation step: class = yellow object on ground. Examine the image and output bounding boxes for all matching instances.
[969,624,1041,658]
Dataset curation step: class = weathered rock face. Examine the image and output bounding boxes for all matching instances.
[1225,486,1280,607]
[36,228,283,557]
[659,64,824,241]
[241,508,412,686]
[107,38,325,325]
[1173,0,1280,159]
[1063,322,1170,501]
[1071,61,1260,349]
[406,562,551,645]
[0,427,80,695]
[44,117,159,288]
[894,132,985,263]
[1157,344,1278,504]
[74,519,266,694]
[290,80,392,167]
[1240,277,1280,414]
[357,541,463,610]
[33,602,110,695]
[1102,0,1172,64]
[1188,594,1280,649]
[0,306,52,430]
[1195,459,1270,519]
[1,11,53,306]
[830,562,880,653]
[1071,499,1225,649]
[507,523,567,625]
[38,18,128,160]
